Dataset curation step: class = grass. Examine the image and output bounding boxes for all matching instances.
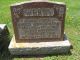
[0,0,80,60]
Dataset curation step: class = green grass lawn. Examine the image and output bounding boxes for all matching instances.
[0,0,80,60]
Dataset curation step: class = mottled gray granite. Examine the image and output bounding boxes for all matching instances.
[9,34,71,55]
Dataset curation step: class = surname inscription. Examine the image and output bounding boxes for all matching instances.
[23,8,54,16]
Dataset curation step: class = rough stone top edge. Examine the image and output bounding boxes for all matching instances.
[0,24,6,30]
[11,1,65,7]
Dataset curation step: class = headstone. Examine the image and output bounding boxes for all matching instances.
[9,0,71,55]
[0,24,10,52]
[10,0,66,42]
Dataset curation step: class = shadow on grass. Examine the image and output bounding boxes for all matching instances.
[12,51,72,59]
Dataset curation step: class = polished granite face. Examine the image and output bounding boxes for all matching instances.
[11,1,66,42]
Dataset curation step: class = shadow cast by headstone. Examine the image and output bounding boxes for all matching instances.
[0,50,71,60]
[12,51,72,59]
[64,34,73,49]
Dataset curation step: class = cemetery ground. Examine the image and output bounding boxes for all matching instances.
[0,0,80,60]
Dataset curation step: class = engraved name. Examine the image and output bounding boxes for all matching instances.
[23,8,54,16]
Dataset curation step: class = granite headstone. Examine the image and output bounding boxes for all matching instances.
[11,0,66,42]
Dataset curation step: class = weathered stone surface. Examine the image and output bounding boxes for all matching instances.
[8,34,71,55]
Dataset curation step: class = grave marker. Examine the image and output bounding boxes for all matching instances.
[9,0,71,55]
[11,1,66,42]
